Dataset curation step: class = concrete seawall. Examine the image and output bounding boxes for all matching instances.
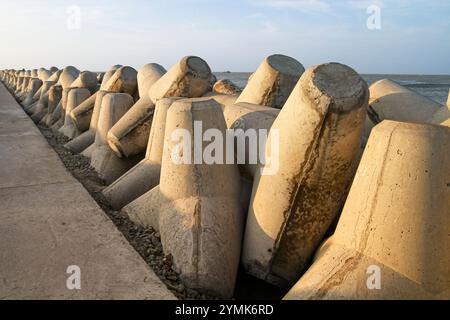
[0,82,175,299]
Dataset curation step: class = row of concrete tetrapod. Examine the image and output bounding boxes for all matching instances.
[1,56,449,299]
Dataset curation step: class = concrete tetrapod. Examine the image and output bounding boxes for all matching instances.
[115,95,242,214]
[30,80,56,122]
[43,85,63,126]
[22,78,43,108]
[26,79,55,114]
[157,98,243,298]
[149,56,212,102]
[235,54,305,109]
[222,102,280,214]
[65,91,111,154]
[60,88,91,139]
[242,63,368,287]
[58,71,98,135]
[100,65,122,90]
[107,63,166,158]
[285,121,450,300]
[57,66,80,90]
[103,98,179,210]
[17,76,30,101]
[67,66,122,134]
[69,71,98,93]
[367,79,441,129]
[65,66,138,155]
[90,93,141,184]
[46,67,80,128]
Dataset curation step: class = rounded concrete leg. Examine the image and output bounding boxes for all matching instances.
[242,63,368,287]
[103,160,161,210]
[60,88,90,139]
[65,130,95,154]
[71,92,98,132]
[368,79,441,125]
[149,56,213,102]
[235,54,305,109]
[90,93,139,184]
[157,98,242,298]
[285,121,450,300]
[122,185,162,232]
[107,98,155,158]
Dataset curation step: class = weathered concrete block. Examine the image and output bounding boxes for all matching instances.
[103,66,138,96]
[47,69,62,83]
[22,78,42,107]
[103,98,179,210]
[69,71,98,93]
[242,63,368,287]
[100,65,122,90]
[157,98,242,298]
[57,66,80,89]
[90,93,140,184]
[107,63,166,158]
[137,63,167,99]
[19,76,31,99]
[65,67,138,155]
[69,92,98,132]
[68,67,123,133]
[65,91,111,154]
[43,85,63,126]
[60,88,91,139]
[149,56,212,103]
[30,81,56,122]
[368,79,441,127]
[37,68,52,82]
[285,121,450,300]
[213,79,242,95]
[235,54,305,109]
[107,98,155,158]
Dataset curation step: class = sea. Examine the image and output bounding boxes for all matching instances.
[214,72,450,105]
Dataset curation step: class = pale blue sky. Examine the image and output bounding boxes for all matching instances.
[0,0,449,74]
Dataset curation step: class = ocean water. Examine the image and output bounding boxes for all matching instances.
[214,72,450,105]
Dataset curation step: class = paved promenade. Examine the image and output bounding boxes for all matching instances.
[0,83,175,299]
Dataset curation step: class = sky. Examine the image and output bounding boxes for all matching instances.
[0,0,449,74]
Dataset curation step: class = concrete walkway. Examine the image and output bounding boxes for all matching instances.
[0,83,175,299]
